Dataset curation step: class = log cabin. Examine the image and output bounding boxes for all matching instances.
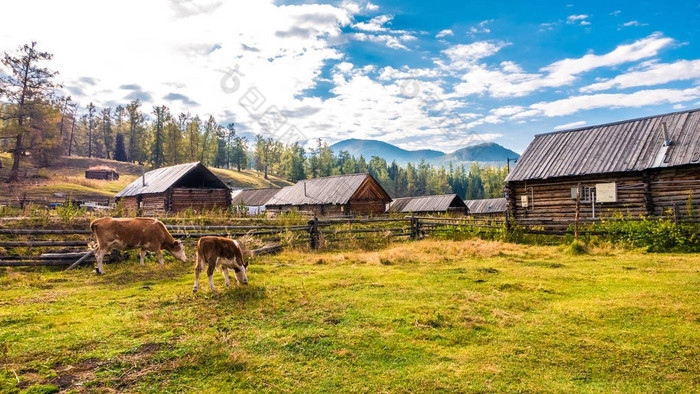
[265,173,391,216]
[464,198,507,218]
[115,162,231,215]
[505,108,700,224]
[387,194,468,215]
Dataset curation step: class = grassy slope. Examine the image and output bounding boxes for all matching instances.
[0,154,292,202]
[0,239,698,392]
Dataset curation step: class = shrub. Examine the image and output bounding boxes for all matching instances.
[591,216,700,252]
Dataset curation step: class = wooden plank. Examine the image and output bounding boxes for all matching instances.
[64,250,95,271]
[0,229,92,235]
[0,240,88,247]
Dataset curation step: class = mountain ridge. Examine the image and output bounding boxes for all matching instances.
[329,139,519,166]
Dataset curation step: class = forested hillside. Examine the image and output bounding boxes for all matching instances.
[1,42,507,200]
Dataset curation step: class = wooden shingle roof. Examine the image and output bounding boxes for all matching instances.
[266,174,391,206]
[231,188,280,206]
[506,108,700,182]
[387,194,467,213]
[464,198,507,214]
[115,162,227,197]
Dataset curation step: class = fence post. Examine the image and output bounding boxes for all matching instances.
[308,216,319,250]
[574,183,581,240]
[410,214,416,240]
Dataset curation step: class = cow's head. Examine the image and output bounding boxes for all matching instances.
[233,260,249,285]
[171,240,188,262]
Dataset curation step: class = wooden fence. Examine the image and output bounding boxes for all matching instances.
[1,213,698,268]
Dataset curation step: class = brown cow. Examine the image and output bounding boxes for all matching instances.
[90,217,187,274]
[194,236,248,292]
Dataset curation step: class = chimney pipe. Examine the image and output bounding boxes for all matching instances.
[142,165,146,187]
[662,122,671,147]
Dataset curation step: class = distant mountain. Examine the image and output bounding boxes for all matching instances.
[330,139,443,165]
[439,142,520,164]
[329,139,519,166]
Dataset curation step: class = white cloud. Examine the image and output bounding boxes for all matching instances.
[352,32,413,50]
[352,14,392,32]
[365,2,378,11]
[469,20,493,35]
[580,59,700,92]
[441,41,509,70]
[436,29,454,39]
[566,14,590,25]
[529,87,700,117]
[553,120,586,130]
[450,33,675,98]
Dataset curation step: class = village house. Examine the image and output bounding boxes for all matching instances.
[115,162,230,215]
[85,165,119,180]
[505,108,700,223]
[230,188,280,215]
[387,194,468,215]
[265,173,391,216]
[464,197,507,218]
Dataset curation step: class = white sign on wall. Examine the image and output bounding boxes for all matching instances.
[595,182,617,203]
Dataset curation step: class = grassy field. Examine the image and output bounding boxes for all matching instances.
[0,239,698,392]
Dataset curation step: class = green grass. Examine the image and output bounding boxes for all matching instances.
[1,239,698,392]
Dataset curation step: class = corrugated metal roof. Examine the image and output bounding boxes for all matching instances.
[506,108,700,182]
[267,174,390,206]
[387,194,466,213]
[464,198,507,214]
[231,188,280,206]
[115,162,220,197]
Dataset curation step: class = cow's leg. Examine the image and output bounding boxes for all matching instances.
[156,250,164,266]
[95,247,107,275]
[208,260,217,291]
[139,249,146,266]
[222,267,231,288]
[193,254,203,292]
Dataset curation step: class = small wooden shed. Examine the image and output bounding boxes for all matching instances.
[387,194,468,215]
[265,173,391,216]
[464,198,507,217]
[230,188,280,215]
[115,162,230,215]
[505,108,700,222]
[85,165,119,180]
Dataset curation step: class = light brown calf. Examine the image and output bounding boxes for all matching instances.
[194,236,248,292]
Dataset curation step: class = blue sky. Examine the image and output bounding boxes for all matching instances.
[2,0,700,153]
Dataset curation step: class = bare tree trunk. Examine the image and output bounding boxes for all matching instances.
[68,116,76,156]
[8,133,22,182]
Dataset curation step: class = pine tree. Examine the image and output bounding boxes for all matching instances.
[101,108,113,159]
[151,105,168,168]
[0,42,59,181]
[86,102,96,158]
[114,133,127,162]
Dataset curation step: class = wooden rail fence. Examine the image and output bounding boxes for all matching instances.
[1,214,698,267]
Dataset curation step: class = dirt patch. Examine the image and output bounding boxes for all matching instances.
[16,343,170,393]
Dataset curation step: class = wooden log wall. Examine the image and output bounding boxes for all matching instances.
[507,165,700,222]
[170,188,230,213]
[120,196,139,213]
[349,200,387,215]
[142,193,167,215]
[649,166,700,216]
[508,173,648,221]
